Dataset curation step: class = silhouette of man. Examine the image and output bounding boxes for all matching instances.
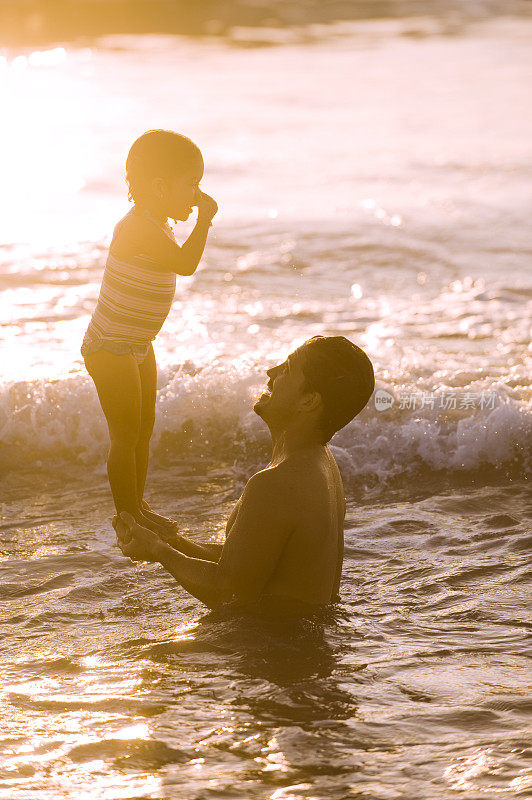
[114,336,375,618]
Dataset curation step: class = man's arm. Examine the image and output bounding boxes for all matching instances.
[115,473,292,608]
[155,544,222,608]
[115,514,223,608]
[113,516,223,563]
[165,498,241,562]
[164,534,223,562]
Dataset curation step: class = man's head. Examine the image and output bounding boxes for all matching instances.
[254,336,375,443]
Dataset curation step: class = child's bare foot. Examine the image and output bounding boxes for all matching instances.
[140,500,179,532]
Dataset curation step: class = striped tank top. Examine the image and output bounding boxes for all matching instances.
[81,210,177,361]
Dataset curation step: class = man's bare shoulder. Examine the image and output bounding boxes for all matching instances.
[248,460,311,487]
[238,466,295,513]
[242,466,288,499]
[242,460,311,510]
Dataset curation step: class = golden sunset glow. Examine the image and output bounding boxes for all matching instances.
[0,6,530,800]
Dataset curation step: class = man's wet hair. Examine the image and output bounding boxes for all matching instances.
[300,335,375,444]
[125,129,202,203]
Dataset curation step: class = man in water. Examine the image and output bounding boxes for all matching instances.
[114,335,375,617]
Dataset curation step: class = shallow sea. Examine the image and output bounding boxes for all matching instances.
[0,15,531,800]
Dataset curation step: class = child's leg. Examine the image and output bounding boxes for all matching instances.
[137,344,179,534]
[84,349,142,516]
[136,343,157,502]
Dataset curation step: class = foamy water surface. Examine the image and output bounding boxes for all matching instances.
[0,17,531,800]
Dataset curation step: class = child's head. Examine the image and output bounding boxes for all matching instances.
[125,129,204,221]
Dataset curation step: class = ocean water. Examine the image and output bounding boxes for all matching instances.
[1,16,531,800]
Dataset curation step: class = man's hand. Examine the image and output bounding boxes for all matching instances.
[113,512,163,562]
[113,511,222,608]
[194,190,218,223]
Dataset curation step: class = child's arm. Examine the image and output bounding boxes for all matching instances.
[127,191,218,276]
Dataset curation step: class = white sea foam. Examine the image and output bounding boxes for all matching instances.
[1,366,529,486]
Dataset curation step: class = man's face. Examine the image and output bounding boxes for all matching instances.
[254,347,310,425]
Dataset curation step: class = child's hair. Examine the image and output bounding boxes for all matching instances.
[125,129,203,203]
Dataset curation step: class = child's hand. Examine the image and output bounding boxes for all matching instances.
[195,190,218,223]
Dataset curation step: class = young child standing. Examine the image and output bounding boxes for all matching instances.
[82,129,217,535]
